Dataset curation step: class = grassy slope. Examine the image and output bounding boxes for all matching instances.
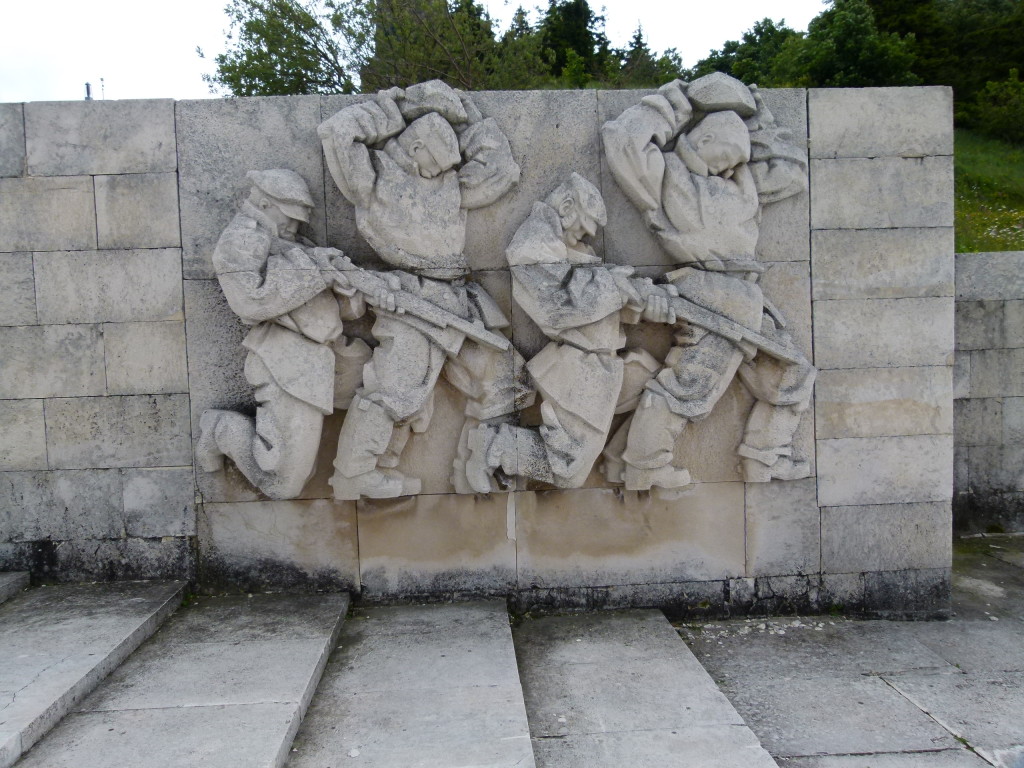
[955,128,1024,252]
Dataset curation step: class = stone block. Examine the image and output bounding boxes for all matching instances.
[0,103,25,177]
[0,400,47,471]
[0,253,36,325]
[954,398,1002,447]
[516,483,745,587]
[45,394,191,469]
[1003,299,1024,348]
[103,321,188,395]
[966,444,1024,493]
[94,173,180,249]
[810,156,953,230]
[817,434,953,507]
[954,445,969,491]
[121,467,196,538]
[357,492,516,598]
[47,536,194,583]
[760,260,812,356]
[176,95,325,279]
[968,348,1024,398]
[822,502,952,572]
[815,366,953,439]
[201,499,358,592]
[956,299,1004,351]
[0,325,105,399]
[0,177,96,252]
[953,352,970,399]
[1002,397,1024,443]
[812,298,954,369]
[34,248,183,324]
[861,567,951,619]
[809,87,953,159]
[24,99,175,175]
[0,469,124,542]
[812,228,954,300]
[745,478,820,576]
[956,251,1024,300]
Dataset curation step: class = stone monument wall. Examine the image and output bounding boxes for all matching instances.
[0,87,956,617]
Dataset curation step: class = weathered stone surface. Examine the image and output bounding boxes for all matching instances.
[357,493,515,598]
[812,228,954,300]
[94,173,180,250]
[1002,397,1024,443]
[0,177,96,252]
[822,502,951,572]
[745,478,820,576]
[760,259,813,355]
[779,751,990,767]
[817,434,953,507]
[953,352,971,399]
[967,348,1024,398]
[39,537,193,584]
[34,249,183,325]
[815,366,953,439]
[200,499,358,593]
[0,103,25,177]
[0,253,35,326]
[954,398,1002,446]
[966,444,1024,493]
[516,484,745,587]
[0,400,47,471]
[813,298,954,369]
[862,567,951,619]
[957,299,1007,350]
[906,618,1024,674]
[0,469,124,542]
[756,88,810,264]
[0,325,105,399]
[809,87,953,159]
[176,95,326,279]
[121,468,195,538]
[810,156,953,229]
[45,395,191,469]
[24,100,176,176]
[103,321,188,395]
[957,251,1024,300]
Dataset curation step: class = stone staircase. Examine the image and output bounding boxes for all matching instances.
[1,576,776,768]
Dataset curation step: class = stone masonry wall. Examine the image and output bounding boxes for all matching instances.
[0,87,955,617]
[954,251,1024,534]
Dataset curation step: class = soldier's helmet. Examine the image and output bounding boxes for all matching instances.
[247,169,314,222]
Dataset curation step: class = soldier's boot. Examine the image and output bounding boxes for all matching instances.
[621,393,692,491]
[739,401,810,482]
[330,395,421,500]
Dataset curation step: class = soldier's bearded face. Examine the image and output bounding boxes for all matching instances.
[262,201,301,239]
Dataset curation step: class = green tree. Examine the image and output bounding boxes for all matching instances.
[538,0,612,83]
[612,26,684,88]
[972,69,1024,144]
[690,18,801,86]
[487,6,554,89]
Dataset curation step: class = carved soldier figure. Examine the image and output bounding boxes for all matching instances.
[601,73,816,489]
[318,80,532,499]
[196,169,369,499]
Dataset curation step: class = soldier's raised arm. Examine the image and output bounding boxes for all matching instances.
[457,117,520,210]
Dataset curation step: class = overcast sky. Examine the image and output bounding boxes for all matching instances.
[0,0,826,103]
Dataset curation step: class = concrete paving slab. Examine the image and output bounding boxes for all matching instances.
[287,600,535,768]
[16,593,348,768]
[900,620,1024,673]
[951,545,1024,620]
[0,580,183,768]
[515,610,774,767]
[778,749,991,767]
[0,574,27,605]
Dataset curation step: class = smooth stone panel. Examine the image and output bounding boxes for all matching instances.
[176,95,325,279]
[954,398,1002,447]
[200,499,358,593]
[45,394,191,469]
[34,248,183,324]
[24,99,176,176]
[810,156,953,230]
[0,325,105,399]
[103,321,188,395]
[1002,397,1024,443]
[966,444,1024,493]
[0,469,123,542]
[812,228,954,300]
[0,253,35,325]
[761,259,813,357]
[0,400,47,471]
[813,298,954,369]
[968,348,1024,398]
[745,478,820,577]
[357,492,516,598]
[956,299,1006,351]
[817,434,953,507]
[516,484,745,587]
[0,103,25,177]
[822,502,952,572]
[814,366,953,439]
[94,173,180,249]
[905,619,1024,675]
[809,86,953,158]
[952,352,971,399]
[0,177,96,252]
[956,251,1024,300]
[121,467,196,538]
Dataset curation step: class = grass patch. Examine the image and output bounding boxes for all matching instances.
[956,128,1024,252]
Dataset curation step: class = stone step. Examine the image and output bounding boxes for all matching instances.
[514,609,780,768]
[287,600,536,768]
[14,592,349,768]
[0,580,184,768]
[0,573,28,606]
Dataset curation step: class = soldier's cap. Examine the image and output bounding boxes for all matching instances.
[247,169,314,222]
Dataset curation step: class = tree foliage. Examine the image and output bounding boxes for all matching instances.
[690,18,801,86]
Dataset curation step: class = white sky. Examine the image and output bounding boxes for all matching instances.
[0,0,827,102]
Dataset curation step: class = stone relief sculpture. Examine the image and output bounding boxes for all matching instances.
[197,74,815,500]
